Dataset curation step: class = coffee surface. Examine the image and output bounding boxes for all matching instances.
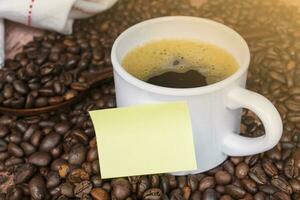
[146,70,207,88]
[122,39,239,88]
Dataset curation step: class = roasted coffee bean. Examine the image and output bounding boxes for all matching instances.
[249,164,267,185]
[46,171,61,188]
[225,185,246,199]
[169,188,184,200]
[40,63,55,75]
[28,81,41,90]
[112,178,131,200]
[7,142,24,157]
[68,143,86,165]
[50,144,63,158]
[51,158,68,171]
[223,160,235,175]
[3,83,14,98]
[207,166,223,176]
[241,179,257,194]
[285,100,300,112]
[90,90,102,100]
[54,121,71,134]
[289,179,300,193]
[230,157,243,165]
[48,186,61,197]
[259,184,278,194]
[15,121,27,133]
[9,131,22,144]
[30,130,42,147]
[0,139,7,152]
[215,170,231,185]
[160,175,170,194]
[284,158,298,178]
[25,63,39,77]
[166,174,178,189]
[2,99,11,107]
[59,164,71,178]
[27,89,38,101]
[273,191,291,200]
[0,116,13,124]
[150,175,160,188]
[202,189,219,200]
[72,129,89,145]
[82,162,93,175]
[262,158,278,177]
[71,82,89,91]
[271,177,293,194]
[39,88,55,97]
[0,152,9,161]
[266,147,282,161]
[91,188,110,200]
[48,96,64,105]
[199,176,215,192]
[53,81,63,94]
[74,180,93,198]
[39,132,61,152]
[0,125,9,138]
[182,186,191,200]
[64,90,78,100]
[143,188,162,200]
[235,162,249,179]
[102,183,112,193]
[253,191,266,200]
[269,71,286,84]
[28,151,52,167]
[5,157,23,166]
[68,168,90,183]
[215,185,225,194]
[177,176,186,188]
[61,182,75,198]
[187,174,198,192]
[29,174,47,200]
[91,176,103,187]
[0,163,4,171]
[12,80,29,94]
[35,97,49,107]
[137,176,150,198]
[23,124,38,141]
[39,120,55,127]
[14,163,36,184]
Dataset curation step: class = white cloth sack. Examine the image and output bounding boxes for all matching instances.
[0,0,118,67]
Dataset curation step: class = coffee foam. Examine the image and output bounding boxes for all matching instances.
[122,39,239,84]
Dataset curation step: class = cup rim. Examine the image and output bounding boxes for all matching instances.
[111,16,250,96]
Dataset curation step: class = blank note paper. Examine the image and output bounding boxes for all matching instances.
[89,101,197,179]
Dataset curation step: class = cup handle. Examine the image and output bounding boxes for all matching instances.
[221,86,282,156]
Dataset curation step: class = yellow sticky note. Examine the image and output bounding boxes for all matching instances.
[89,101,197,179]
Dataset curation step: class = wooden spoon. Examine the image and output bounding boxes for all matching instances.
[0,68,113,116]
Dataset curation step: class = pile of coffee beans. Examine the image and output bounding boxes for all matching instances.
[0,0,300,199]
[0,32,112,109]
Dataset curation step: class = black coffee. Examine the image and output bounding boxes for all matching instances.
[122,39,239,88]
[146,69,207,88]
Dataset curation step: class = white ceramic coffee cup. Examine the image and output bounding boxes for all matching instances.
[111,16,282,174]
